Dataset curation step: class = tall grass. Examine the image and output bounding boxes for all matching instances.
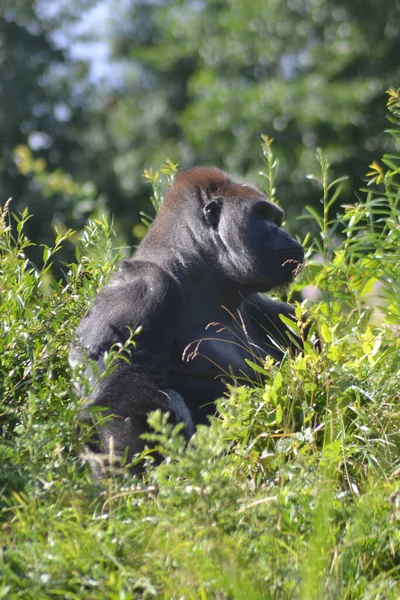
[0,91,399,599]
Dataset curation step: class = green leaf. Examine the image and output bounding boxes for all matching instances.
[245,359,269,376]
[279,314,300,335]
[319,322,332,344]
[275,403,283,425]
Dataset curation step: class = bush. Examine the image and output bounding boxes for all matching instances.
[0,91,399,599]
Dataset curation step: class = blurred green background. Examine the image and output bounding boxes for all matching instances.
[1,0,399,265]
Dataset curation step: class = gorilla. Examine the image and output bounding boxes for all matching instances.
[70,166,304,472]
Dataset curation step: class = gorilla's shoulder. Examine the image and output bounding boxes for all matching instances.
[76,259,183,358]
[109,259,182,305]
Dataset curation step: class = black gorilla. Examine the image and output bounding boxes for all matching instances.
[70,167,304,471]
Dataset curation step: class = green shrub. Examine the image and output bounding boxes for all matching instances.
[0,91,399,599]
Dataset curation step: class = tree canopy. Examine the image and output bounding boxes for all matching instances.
[1,0,399,257]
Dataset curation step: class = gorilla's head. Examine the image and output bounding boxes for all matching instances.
[141,166,304,293]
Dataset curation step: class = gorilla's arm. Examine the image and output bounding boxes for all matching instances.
[70,260,192,466]
[242,293,302,361]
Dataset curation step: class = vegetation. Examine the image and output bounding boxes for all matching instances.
[1,0,400,260]
[0,91,399,599]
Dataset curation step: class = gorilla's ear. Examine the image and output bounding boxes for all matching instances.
[203,199,222,228]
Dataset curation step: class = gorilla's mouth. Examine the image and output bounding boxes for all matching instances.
[274,247,304,281]
[282,257,303,278]
[274,246,304,264]
[272,246,304,259]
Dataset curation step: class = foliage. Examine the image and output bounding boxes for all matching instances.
[100,0,400,229]
[2,1,400,263]
[0,92,399,599]
[0,1,98,266]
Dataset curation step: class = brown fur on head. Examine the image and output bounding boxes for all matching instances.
[163,166,266,208]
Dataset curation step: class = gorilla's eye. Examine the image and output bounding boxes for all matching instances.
[255,202,283,226]
[256,202,274,221]
[255,203,273,221]
[274,211,283,227]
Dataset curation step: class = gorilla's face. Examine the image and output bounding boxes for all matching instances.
[212,196,304,291]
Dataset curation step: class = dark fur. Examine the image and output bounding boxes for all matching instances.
[70,167,304,471]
